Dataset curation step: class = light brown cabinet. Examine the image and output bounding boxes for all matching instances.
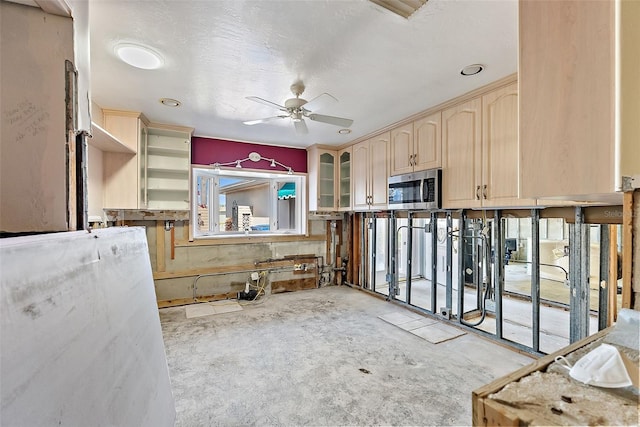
[482,83,534,208]
[390,123,413,175]
[102,110,148,209]
[338,147,352,210]
[442,98,482,209]
[413,112,442,172]
[443,82,531,209]
[307,146,337,211]
[519,0,640,202]
[353,132,389,210]
[98,109,193,211]
[390,112,441,176]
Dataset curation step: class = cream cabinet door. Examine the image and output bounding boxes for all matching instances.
[482,83,533,207]
[442,98,482,209]
[338,147,352,210]
[369,132,390,208]
[390,123,413,176]
[352,140,370,210]
[519,0,616,199]
[413,111,441,172]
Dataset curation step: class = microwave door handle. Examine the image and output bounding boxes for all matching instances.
[420,179,426,203]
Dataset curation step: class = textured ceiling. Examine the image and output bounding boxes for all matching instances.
[89,0,517,148]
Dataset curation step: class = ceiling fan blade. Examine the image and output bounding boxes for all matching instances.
[308,113,353,128]
[243,116,287,125]
[246,96,287,111]
[294,119,308,134]
[302,93,337,113]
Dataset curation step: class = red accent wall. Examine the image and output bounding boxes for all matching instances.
[192,137,307,173]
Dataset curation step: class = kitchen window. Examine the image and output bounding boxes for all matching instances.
[192,167,306,238]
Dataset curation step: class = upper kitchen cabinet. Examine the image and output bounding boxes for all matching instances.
[338,147,352,210]
[442,98,482,209]
[307,146,337,211]
[413,112,442,172]
[519,0,640,202]
[482,82,534,208]
[142,125,193,210]
[352,132,390,210]
[390,112,441,176]
[102,109,148,209]
[443,81,530,209]
[390,123,414,175]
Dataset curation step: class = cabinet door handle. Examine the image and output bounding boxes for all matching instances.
[476,186,481,200]
[483,185,487,200]
[409,154,413,166]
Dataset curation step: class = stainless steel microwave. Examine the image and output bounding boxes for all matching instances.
[388,169,442,210]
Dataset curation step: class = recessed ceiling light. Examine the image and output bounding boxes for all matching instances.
[115,43,164,69]
[160,98,181,107]
[460,64,484,76]
[338,129,351,135]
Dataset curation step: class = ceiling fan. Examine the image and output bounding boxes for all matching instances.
[243,81,353,134]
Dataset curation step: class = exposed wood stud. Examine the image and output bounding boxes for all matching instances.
[170,225,175,260]
[608,225,619,324]
[621,191,633,308]
[156,220,165,272]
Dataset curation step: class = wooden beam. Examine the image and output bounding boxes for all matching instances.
[170,225,175,260]
[621,191,633,309]
[153,257,318,280]
[271,278,317,294]
[156,220,165,273]
[157,291,237,308]
[174,234,326,247]
[351,213,361,286]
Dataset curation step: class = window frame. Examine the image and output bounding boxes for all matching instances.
[192,166,307,238]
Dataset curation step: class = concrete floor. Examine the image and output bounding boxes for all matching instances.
[159,286,534,426]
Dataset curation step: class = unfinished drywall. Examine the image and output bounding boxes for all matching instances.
[0,227,175,426]
[0,3,73,232]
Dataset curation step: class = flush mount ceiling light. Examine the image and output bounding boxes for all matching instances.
[160,98,181,107]
[460,64,484,76]
[338,129,351,135]
[115,43,164,70]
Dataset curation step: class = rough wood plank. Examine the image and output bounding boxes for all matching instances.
[622,191,633,308]
[156,220,165,272]
[474,396,520,427]
[170,225,175,260]
[104,209,190,222]
[352,214,361,285]
[270,278,317,294]
[157,291,237,308]
[153,258,318,280]
[472,328,608,401]
[174,234,326,247]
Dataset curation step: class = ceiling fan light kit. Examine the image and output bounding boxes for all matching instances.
[243,81,354,135]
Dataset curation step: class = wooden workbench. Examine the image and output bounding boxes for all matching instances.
[472,328,639,426]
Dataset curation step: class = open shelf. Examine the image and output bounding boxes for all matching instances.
[89,122,135,153]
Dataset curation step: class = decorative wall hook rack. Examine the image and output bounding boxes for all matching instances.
[211,151,293,174]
